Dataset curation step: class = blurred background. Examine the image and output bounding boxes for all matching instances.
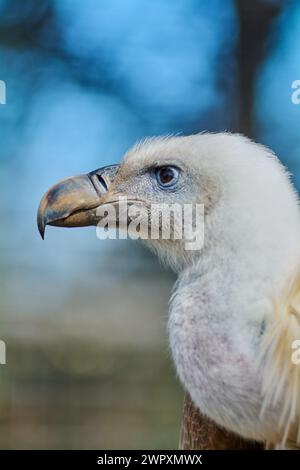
[0,0,299,449]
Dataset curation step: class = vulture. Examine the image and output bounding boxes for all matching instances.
[37,133,300,450]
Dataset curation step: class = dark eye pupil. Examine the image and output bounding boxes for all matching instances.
[159,167,174,184]
[155,165,179,189]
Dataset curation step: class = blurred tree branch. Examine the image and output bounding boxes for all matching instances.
[234,0,285,136]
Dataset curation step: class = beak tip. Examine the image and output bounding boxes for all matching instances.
[37,213,46,240]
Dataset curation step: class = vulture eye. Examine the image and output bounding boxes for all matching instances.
[155,166,180,189]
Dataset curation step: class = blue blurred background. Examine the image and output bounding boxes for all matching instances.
[0,0,299,449]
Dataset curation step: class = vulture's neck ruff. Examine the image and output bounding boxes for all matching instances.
[37,133,300,449]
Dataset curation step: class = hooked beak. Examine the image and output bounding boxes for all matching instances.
[37,164,119,239]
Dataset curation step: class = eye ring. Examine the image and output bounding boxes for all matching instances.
[155,166,180,189]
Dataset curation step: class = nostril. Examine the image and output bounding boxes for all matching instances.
[88,173,108,195]
[96,174,108,192]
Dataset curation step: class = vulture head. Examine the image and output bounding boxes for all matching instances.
[38,134,216,271]
[37,133,300,449]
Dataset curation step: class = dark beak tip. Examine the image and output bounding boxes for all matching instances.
[39,229,45,240]
[37,214,46,240]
